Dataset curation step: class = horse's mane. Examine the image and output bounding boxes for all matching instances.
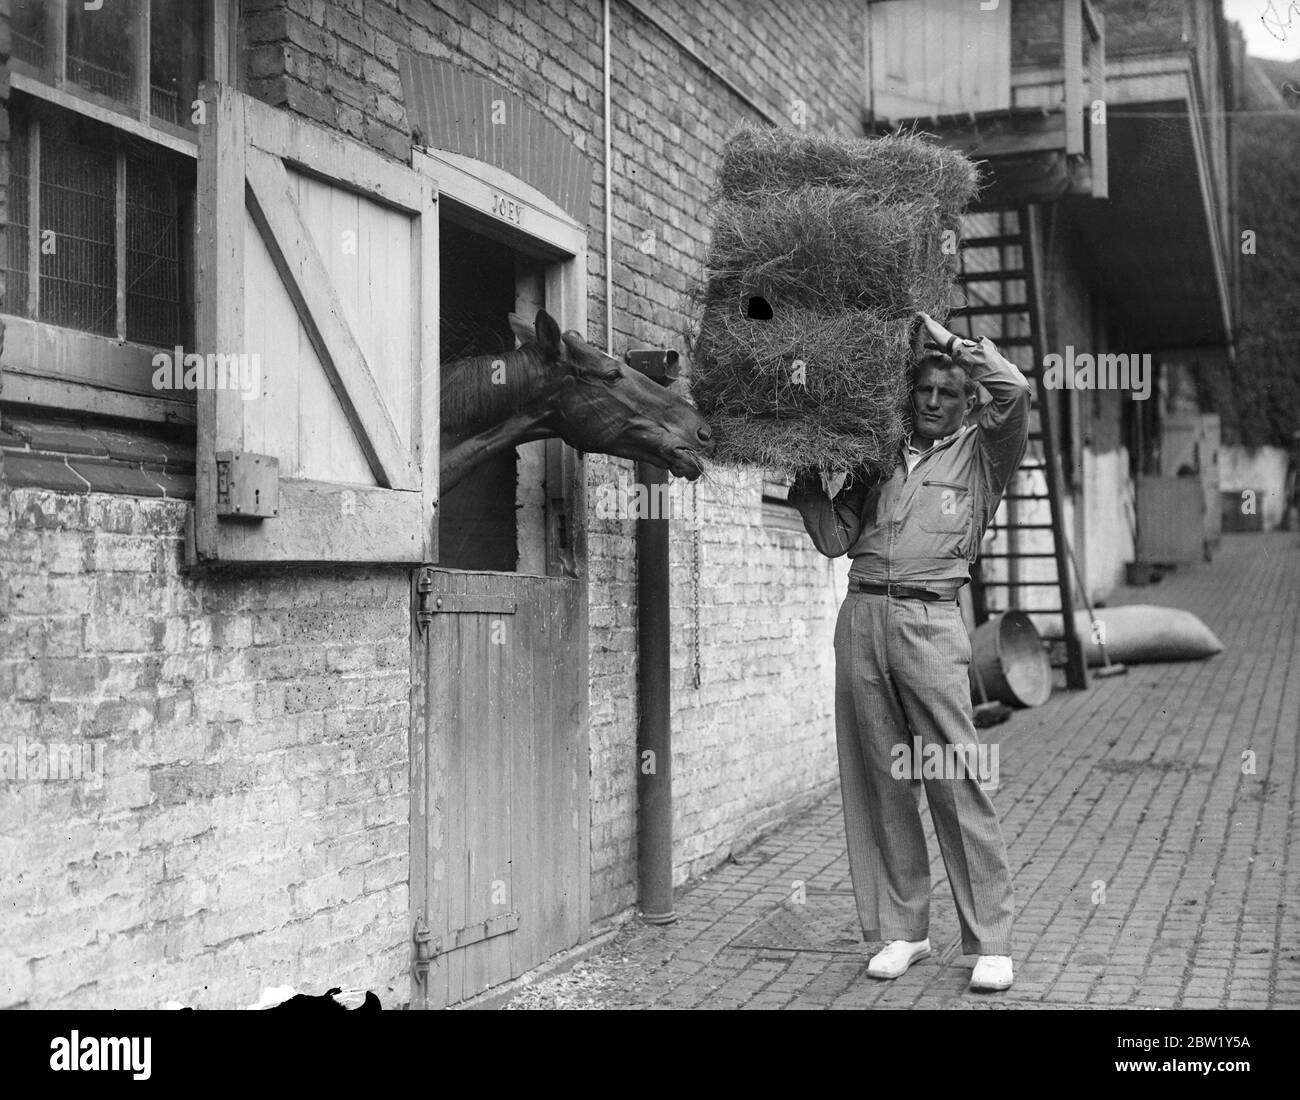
[439,343,558,431]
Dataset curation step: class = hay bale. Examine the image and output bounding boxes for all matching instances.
[688,124,979,477]
[691,305,910,416]
[691,308,911,478]
[717,122,979,217]
[706,413,909,480]
[705,188,949,318]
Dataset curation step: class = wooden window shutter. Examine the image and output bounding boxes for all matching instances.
[189,85,438,564]
[868,0,1011,121]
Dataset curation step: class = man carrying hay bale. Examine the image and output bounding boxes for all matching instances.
[788,312,1031,994]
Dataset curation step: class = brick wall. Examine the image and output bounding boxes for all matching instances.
[1,0,867,1007]
[0,488,411,1008]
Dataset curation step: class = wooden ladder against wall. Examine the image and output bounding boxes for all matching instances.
[950,205,1089,690]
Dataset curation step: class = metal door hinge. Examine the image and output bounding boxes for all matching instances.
[411,915,440,992]
[416,566,436,635]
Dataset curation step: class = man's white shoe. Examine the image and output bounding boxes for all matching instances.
[969,954,1014,992]
[866,938,931,979]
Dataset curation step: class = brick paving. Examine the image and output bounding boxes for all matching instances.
[502,531,1300,1010]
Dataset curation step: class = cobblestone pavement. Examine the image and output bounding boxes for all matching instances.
[502,531,1300,1010]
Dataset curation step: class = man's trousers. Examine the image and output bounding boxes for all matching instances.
[833,590,1015,956]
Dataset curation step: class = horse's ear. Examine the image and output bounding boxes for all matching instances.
[508,312,535,346]
[534,309,562,359]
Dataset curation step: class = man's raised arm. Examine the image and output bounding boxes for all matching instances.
[787,469,870,557]
[956,336,1033,495]
[919,312,1032,496]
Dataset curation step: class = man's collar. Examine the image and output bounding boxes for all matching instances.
[906,423,968,454]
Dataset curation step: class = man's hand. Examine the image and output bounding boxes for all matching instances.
[917,311,953,349]
[791,466,849,500]
[821,469,849,499]
[918,312,975,360]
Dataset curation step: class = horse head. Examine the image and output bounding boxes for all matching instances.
[509,309,715,479]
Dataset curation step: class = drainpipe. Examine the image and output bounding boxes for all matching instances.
[636,458,675,924]
[603,0,614,356]
[603,0,675,924]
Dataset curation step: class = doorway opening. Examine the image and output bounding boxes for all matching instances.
[438,213,550,572]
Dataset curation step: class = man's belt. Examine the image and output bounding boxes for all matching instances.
[848,580,954,602]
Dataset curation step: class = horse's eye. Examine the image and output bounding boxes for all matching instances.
[602,366,623,382]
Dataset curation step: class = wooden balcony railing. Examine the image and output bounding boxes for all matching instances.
[1064,0,1107,195]
[869,0,1108,204]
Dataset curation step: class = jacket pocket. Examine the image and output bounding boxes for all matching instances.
[917,479,971,536]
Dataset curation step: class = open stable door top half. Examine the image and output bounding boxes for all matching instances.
[190,84,438,565]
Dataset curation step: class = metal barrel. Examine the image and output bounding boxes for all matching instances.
[968,610,1052,708]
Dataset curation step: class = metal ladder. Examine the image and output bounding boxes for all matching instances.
[949,206,1088,690]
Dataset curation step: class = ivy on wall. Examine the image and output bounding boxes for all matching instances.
[1213,60,1300,449]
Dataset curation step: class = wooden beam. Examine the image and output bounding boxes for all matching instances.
[46,0,67,88]
[1081,0,1103,42]
[1089,9,1108,199]
[208,0,235,87]
[11,72,198,157]
[1181,78,1234,355]
[194,83,247,559]
[26,117,41,319]
[0,314,159,393]
[243,91,422,212]
[134,0,150,121]
[115,151,128,339]
[244,144,420,492]
[416,174,439,561]
[923,110,1068,160]
[1063,0,1084,156]
[210,477,426,563]
[0,368,198,426]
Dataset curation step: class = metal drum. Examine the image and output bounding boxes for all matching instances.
[969,610,1052,708]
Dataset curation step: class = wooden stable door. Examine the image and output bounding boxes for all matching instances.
[407,134,591,1008]
[410,568,589,1008]
[191,86,436,565]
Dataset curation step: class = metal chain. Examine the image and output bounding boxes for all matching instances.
[691,479,701,690]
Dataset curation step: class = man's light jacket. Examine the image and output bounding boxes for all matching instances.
[788,337,1033,595]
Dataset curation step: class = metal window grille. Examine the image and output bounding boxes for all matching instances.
[12,1,46,69]
[66,52,134,104]
[126,149,183,347]
[3,118,33,316]
[40,125,118,335]
[66,0,138,110]
[4,106,188,348]
[11,1,206,133]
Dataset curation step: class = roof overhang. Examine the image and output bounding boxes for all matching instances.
[1067,54,1234,352]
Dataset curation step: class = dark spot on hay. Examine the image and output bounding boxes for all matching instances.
[746,296,773,320]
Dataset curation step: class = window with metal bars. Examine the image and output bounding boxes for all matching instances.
[3,102,194,349]
[11,0,207,140]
